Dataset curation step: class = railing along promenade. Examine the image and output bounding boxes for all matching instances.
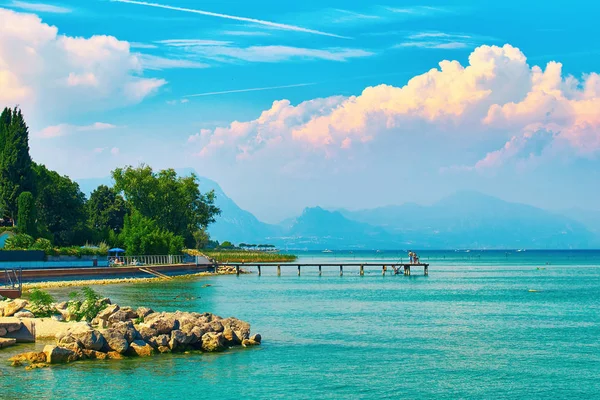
[109,255,186,267]
[219,262,430,276]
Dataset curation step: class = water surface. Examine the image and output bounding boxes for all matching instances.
[2,251,599,399]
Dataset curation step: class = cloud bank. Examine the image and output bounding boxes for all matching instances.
[193,44,600,171]
[0,8,165,119]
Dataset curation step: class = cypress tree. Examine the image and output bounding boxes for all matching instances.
[0,107,34,223]
[17,191,36,236]
[0,107,12,154]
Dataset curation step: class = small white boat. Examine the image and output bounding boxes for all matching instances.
[322,249,333,253]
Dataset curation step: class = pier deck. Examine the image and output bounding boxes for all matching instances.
[220,263,430,276]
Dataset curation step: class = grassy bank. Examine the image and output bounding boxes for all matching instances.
[202,250,297,263]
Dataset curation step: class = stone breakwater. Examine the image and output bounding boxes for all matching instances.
[2,298,261,370]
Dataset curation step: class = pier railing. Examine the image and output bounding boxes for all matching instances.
[109,255,186,267]
[0,268,22,298]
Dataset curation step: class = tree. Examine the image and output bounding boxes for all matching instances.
[17,191,36,236]
[112,165,220,246]
[33,163,88,246]
[120,211,184,255]
[193,228,211,249]
[0,107,34,222]
[87,185,127,240]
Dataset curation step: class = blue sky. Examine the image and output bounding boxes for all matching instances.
[1,0,599,222]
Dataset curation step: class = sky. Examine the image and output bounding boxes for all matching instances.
[1,0,600,223]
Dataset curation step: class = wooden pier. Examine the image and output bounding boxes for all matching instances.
[222,263,430,276]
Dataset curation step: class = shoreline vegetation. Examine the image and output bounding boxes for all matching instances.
[200,250,297,263]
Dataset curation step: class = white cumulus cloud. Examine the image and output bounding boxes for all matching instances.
[193,44,600,172]
[0,8,166,121]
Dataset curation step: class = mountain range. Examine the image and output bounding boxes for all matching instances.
[76,171,600,250]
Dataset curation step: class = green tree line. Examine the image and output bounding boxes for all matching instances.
[0,107,220,255]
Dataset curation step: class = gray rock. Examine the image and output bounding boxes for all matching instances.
[137,325,158,342]
[169,329,193,350]
[221,317,251,340]
[127,340,154,357]
[0,327,6,336]
[57,324,106,351]
[96,304,120,320]
[207,320,224,333]
[43,345,78,364]
[136,307,154,319]
[103,330,129,354]
[201,332,225,352]
[250,334,262,344]
[14,310,35,318]
[110,321,140,343]
[0,337,16,348]
[145,312,179,334]
[0,299,28,317]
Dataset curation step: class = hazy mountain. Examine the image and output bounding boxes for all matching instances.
[558,208,600,235]
[339,191,599,249]
[279,207,398,249]
[194,176,282,244]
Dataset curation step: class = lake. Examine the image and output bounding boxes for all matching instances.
[1,250,599,399]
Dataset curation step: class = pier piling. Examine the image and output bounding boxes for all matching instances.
[277,265,281,276]
[236,265,240,276]
[298,265,301,276]
[340,265,343,276]
[258,265,261,276]
[318,265,322,276]
[360,264,364,276]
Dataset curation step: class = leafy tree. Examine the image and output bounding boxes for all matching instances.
[220,241,234,249]
[28,289,56,318]
[33,163,88,246]
[17,191,36,236]
[193,228,211,249]
[87,185,127,240]
[120,211,184,255]
[0,107,34,222]
[112,165,220,246]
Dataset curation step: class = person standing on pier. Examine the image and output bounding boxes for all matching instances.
[408,251,413,264]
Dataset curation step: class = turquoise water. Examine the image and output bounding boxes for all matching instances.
[2,251,600,399]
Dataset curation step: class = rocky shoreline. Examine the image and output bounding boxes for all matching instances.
[1,296,260,370]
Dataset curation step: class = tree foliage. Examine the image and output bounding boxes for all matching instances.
[17,191,36,236]
[33,163,88,246]
[0,107,34,221]
[87,185,127,238]
[120,211,185,255]
[112,165,220,247]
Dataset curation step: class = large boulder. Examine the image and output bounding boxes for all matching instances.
[127,340,155,357]
[222,327,241,346]
[169,329,193,350]
[0,299,28,317]
[103,330,129,354]
[82,349,108,360]
[221,318,251,340]
[96,304,120,320]
[145,312,179,334]
[108,309,136,325]
[200,332,225,352]
[110,321,140,343]
[57,324,106,351]
[136,307,154,319]
[14,310,35,318]
[43,345,78,364]
[137,325,158,342]
[0,327,6,336]
[207,320,224,333]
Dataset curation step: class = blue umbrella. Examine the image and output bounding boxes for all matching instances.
[109,248,125,253]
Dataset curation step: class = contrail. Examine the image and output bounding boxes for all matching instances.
[184,83,316,98]
[111,0,350,39]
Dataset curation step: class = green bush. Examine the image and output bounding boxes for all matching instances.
[66,287,107,322]
[28,288,56,317]
[31,238,52,252]
[4,233,34,250]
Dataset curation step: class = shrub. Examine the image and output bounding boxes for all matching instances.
[4,233,34,250]
[67,286,107,322]
[31,238,52,252]
[28,288,56,317]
